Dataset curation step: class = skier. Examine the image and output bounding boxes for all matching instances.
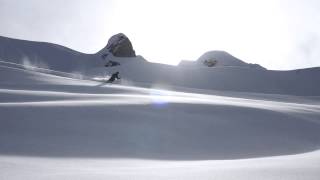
[107,72,121,83]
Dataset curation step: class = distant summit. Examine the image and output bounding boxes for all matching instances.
[180,51,265,69]
[198,51,248,67]
[99,33,136,58]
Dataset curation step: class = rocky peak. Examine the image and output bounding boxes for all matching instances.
[99,33,136,58]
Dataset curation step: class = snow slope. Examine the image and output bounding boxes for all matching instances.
[0,61,320,179]
[1,151,320,180]
[1,36,320,179]
[0,36,102,72]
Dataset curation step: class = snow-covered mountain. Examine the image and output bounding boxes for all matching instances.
[180,50,265,69]
[1,34,320,96]
[1,34,320,179]
[0,36,103,72]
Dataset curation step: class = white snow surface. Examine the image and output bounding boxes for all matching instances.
[1,61,320,179]
[1,37,320,179]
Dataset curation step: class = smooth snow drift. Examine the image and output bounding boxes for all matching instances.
[0,61,320,179]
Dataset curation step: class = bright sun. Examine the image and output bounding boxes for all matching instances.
[107,0,290,68]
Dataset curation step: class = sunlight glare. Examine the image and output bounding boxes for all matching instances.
[108,0,289,69]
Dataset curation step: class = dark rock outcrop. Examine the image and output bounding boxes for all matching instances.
[101,33,136,57]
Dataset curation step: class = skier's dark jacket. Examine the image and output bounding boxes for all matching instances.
[107,72,120,83]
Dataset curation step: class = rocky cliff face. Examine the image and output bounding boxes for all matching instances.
[100,33,136,58]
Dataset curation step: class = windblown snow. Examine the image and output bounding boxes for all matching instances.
[0,36,320,180]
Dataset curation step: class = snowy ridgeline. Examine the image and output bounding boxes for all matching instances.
[0,35,320,96]
[1,35,320,179]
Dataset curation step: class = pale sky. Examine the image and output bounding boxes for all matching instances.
[0,0,320,70]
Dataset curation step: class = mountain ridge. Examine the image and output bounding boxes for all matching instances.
[1,34,320,96]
